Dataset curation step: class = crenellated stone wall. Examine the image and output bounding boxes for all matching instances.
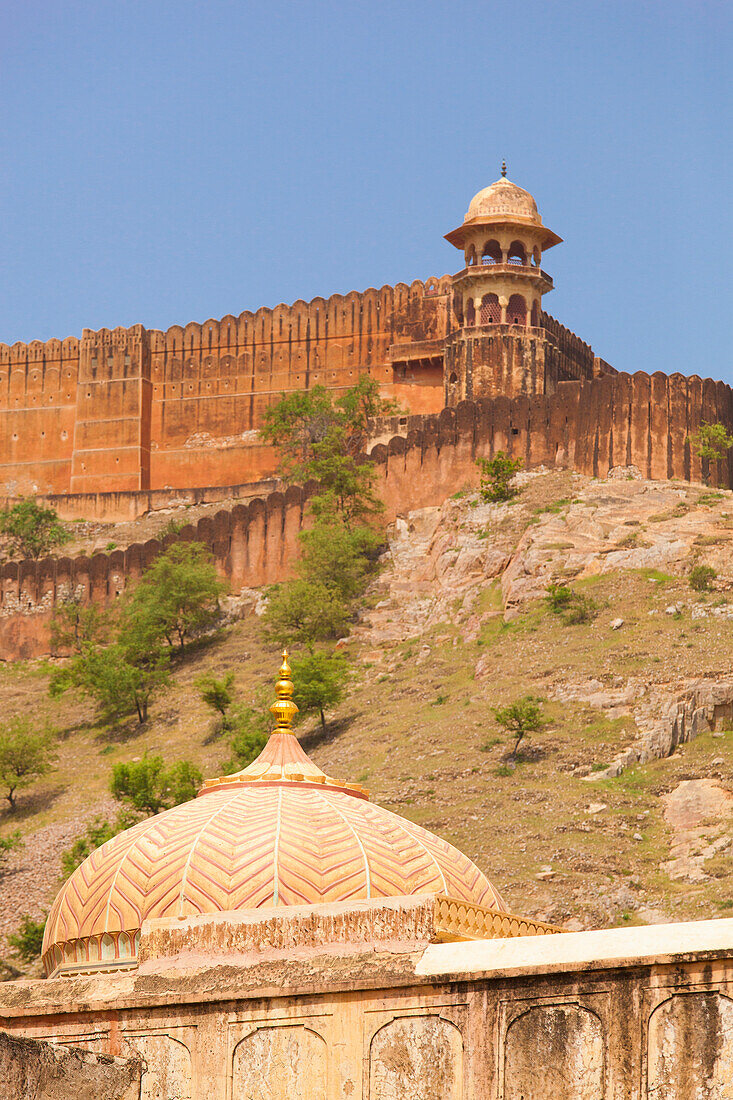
[2,369,732,660]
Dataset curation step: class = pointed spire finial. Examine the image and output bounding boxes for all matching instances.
[501,160,507,178]
[269,648,299,734]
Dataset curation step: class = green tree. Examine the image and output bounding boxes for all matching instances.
[0,719,57,808]
[8,913,46,962]
[196,671,235,728]
[260,386,339,477]
[493,696,546,761]
[291,650,349,731]
[0,500,68,560]
[262,377,398,526]
[50,638,169,725]
[263,578,351,648]
[477,452,524,502]
[111,755,202,815]
[50,597,110,654]
[693,422,733,464]
[123,542,227,653]
[298,518,381,600]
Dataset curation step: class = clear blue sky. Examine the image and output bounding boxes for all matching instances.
[1,1,730,379]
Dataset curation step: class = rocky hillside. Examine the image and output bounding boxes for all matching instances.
[3,467,733,974]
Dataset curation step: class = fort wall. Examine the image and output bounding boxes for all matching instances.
[2,370,731,660]
[1,280,619,508]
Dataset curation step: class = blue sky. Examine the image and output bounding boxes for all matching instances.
[0,1,730,379]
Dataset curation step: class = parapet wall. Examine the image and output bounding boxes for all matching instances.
[1,369,730,660]
[0,279,452,499]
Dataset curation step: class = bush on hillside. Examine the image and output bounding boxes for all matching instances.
[544,582,598,626]
[111,755,202,815]
[477,452,523,503]
[8,914,46,962]
[689,564,717,592]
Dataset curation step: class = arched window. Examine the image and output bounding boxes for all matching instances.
[481,240,502,266]
[449,371,458,384]
[480,293,501,324]
[531,300,540,326]
[508,294,527,325]
[466,245,477,266]
[507,240,526,266]
[465,299,476,327]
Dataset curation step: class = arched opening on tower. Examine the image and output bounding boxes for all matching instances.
[481,240,502,266]
[465,299,476,327]
[480,294,501,324]
[508,294,527,325]
[507,241,526,266]
[466,245,477,266]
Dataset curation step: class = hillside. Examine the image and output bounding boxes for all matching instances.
[3,467,733,974]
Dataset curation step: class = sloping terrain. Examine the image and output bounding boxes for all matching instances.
[3,468,733,974]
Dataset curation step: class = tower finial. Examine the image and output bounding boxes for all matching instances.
[269,648,299,734]
[501,160,507,178]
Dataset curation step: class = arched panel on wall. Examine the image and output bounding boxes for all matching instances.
[369,1015,463,1100]
[647,991,733,1098]
[125,1034,192,1100]
[232,1025,327,1100]
[503,1004,604,1100]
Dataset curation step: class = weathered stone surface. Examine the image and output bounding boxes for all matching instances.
[0,1031,141,1100]
[504,1004,604,1099]
[369,1015,462,1099]
[648,991,733,1098]
[233,1026,326,1100]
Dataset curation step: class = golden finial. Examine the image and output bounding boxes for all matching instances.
[501,160,507,178]
[269,649,299,734]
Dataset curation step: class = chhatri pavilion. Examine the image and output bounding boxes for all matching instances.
[3,656,733,1098]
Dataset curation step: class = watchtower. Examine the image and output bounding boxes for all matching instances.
[443,165,564,401]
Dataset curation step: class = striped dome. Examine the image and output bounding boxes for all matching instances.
[43,656,505,977]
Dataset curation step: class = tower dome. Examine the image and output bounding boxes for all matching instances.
[42,653,506,977]
[465,176,540,226]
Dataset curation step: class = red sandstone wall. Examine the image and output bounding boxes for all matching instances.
[0,337,80,495]
[2,370,731,660]
[146,278,452,490]
[0,280,452,501]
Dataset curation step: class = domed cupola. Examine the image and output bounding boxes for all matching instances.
[445,163,561,331]
[42,653,508,977]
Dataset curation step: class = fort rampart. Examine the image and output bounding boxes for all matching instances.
[2,369,731,660]
[0,279,452,500]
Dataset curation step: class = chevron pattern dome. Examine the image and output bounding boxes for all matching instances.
[42,654,505,977]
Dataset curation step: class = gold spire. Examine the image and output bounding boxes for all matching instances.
[268,649,299,734]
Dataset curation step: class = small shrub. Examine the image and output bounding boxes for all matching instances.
[477,452,523,503]
[544,582,598,625]
[494,764,514,777]
[8,913,46,962]
[689,564,717,592]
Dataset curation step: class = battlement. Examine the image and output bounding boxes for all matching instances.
[2,368,731,661]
